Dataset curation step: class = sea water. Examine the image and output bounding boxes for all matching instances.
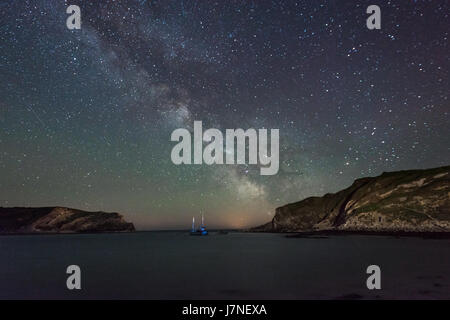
[0,232,449,299]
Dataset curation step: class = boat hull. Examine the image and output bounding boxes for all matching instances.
[190,231,208,236]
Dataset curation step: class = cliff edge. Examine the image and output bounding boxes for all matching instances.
[0,207,135,234]
[253,165,450,233]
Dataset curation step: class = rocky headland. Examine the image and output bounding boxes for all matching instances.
[253,166,450,233]
[0,207,135,234]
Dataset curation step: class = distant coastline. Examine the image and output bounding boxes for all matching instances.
[0,207,134,235]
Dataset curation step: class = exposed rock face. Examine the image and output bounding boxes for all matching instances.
[254,166,450,233]
[0,207,135,234]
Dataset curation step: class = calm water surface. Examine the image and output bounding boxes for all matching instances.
[0,232,449,299]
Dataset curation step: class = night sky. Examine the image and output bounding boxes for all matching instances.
[0,1,448,229]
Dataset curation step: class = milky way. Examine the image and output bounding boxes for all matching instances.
[0,1,448,229]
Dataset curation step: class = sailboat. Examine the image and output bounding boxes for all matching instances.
[190,214,208,236]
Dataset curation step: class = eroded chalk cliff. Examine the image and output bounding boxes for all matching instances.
[254,166,450,232]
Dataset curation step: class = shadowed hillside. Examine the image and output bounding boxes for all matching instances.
[0,207,135,234]
[254,166,450,233]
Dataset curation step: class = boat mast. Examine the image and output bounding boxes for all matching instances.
[201,213,204,228]
[192,216,195,232]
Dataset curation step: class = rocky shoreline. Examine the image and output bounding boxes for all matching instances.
[253,165,450,234]
[0,207,135,234]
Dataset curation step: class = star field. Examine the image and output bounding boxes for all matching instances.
[0,0,448,229]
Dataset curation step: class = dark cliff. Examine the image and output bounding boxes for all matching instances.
[254,165,450,233]
[0,207,135,234]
